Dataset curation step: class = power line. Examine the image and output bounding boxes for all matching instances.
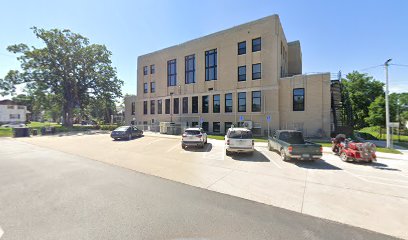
[390,63,408,68]
[359,64,383,72]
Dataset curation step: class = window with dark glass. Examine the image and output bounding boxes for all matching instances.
[224,122,232,133]
[202,122,209,132]
[252,37,261,52]
[182,97,188,114]
[131,102,135,115]
[143,83,148,93]
[213,95,220,113]
[173,98,179,114]
[185,54,195,84]
[252,63,261,80]
[143,101,148,115]
[150,100,155,114]
[165,99,170,114]
[192,122,198,127]
[238,66,246,81]
[150,64,155,74]
[213,122,220,133]
[143,66,148,75]
[150,82,155,93]
[238,92,246,112]
[293,88,305,111]
[192,96,198,113]
[167,59,177,86]
[252,91,261,112]
[202,95,209,113]
[205,49,217,81]
[157,100,162,114]
[238,41,246,55]
[225,93,233,113]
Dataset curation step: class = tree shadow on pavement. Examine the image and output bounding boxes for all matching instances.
[230,149,270,162]
[293,159,342,170]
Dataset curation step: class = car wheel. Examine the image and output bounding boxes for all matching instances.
[205,138,207,144]
[340,152,349,162]
[182,144,186,149]
[280,149,289,161]
[226,150,231,156]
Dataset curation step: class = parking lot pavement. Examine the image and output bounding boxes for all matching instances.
[15,134,408,239]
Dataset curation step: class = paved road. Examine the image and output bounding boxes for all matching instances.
[0,139,398,240]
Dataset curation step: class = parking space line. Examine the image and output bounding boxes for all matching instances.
[0,226,3,239]
[345,170,408,189]
[146,138,163,145]
[166,143,180,153]
[257,147,282,169]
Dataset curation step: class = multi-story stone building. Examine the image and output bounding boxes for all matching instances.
[135,15,331,137]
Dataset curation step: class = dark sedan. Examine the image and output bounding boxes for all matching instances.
[111,126,143,141]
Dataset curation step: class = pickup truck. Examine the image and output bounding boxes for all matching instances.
[268,130,322,161]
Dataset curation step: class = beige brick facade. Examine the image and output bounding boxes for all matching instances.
[132,15,330,137]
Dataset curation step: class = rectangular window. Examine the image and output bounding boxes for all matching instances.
[252,37,261,52]
[167,59,177,86]
[213,122,220,133]
[238,41,246,55]
[182,97,188,114]
[150,100,155,114]
[17,106,25,109]
[143,66,148,75]
[7,105,14,109]
[157,100,162,114]
[165,99,170,114]
[238,92,246,112]
[252,91,261,112]
[131,102,135,115]
[192,96,198,113]
[150,64,155,74]
[225,93,233,113]
[150,82,155,93]
[213,94,220,113]
[252,63,261,80]
[173,98,179,114]
[9,114,20,119]
[293,88,305,111]
[224,122,232,133]
[192,122,199,128]
[202,122,209,132]
[143,101,148,115]
[202,95,209,113]
[144,83,148,93]
[205,49,217,81]
[185,54,195,84]
[238,65,246,81]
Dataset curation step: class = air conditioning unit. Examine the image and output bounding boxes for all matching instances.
[242,120,253,129]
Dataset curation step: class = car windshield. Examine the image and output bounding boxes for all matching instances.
[185,130,201,135]
[279,132,305,144]
[115,126,129,131]
[229,130,252,139]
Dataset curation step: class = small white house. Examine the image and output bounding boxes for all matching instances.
[0,100,27,124]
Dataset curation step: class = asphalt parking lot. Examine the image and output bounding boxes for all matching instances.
[15,133,408,239]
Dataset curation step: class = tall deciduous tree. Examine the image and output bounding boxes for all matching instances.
[342,71,384,129]
[365,95,386,127]
[0,27,123,127]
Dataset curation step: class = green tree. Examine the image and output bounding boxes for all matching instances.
[365,95,386,127]
[0,27,123,127]
[342,71,384,129]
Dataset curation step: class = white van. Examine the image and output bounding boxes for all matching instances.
[225,127,254,155]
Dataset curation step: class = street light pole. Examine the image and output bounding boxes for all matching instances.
[385,59,392,148]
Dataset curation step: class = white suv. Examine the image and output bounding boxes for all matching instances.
[182,128,207,149]
[225,127,254,155]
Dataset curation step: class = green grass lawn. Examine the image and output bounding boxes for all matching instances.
[207,134,268,142]
[358,126,408,142]
[0,128,12,137]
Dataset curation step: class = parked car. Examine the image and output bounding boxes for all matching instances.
[111,126,143,140]
[181,128,207,148]
[1,122,26,128]
[225,127,254,155]
[268,130,322,161]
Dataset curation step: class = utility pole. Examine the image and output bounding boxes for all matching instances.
[385,59,392,148]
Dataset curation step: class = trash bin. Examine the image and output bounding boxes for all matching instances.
[50,127,56,134]
[41,127,46,135]
[32,128,38,136]
[13,127,30,137]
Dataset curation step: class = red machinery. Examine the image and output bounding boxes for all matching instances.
[331,134,376,162]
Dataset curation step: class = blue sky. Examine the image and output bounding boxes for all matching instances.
[1,0,407,97]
